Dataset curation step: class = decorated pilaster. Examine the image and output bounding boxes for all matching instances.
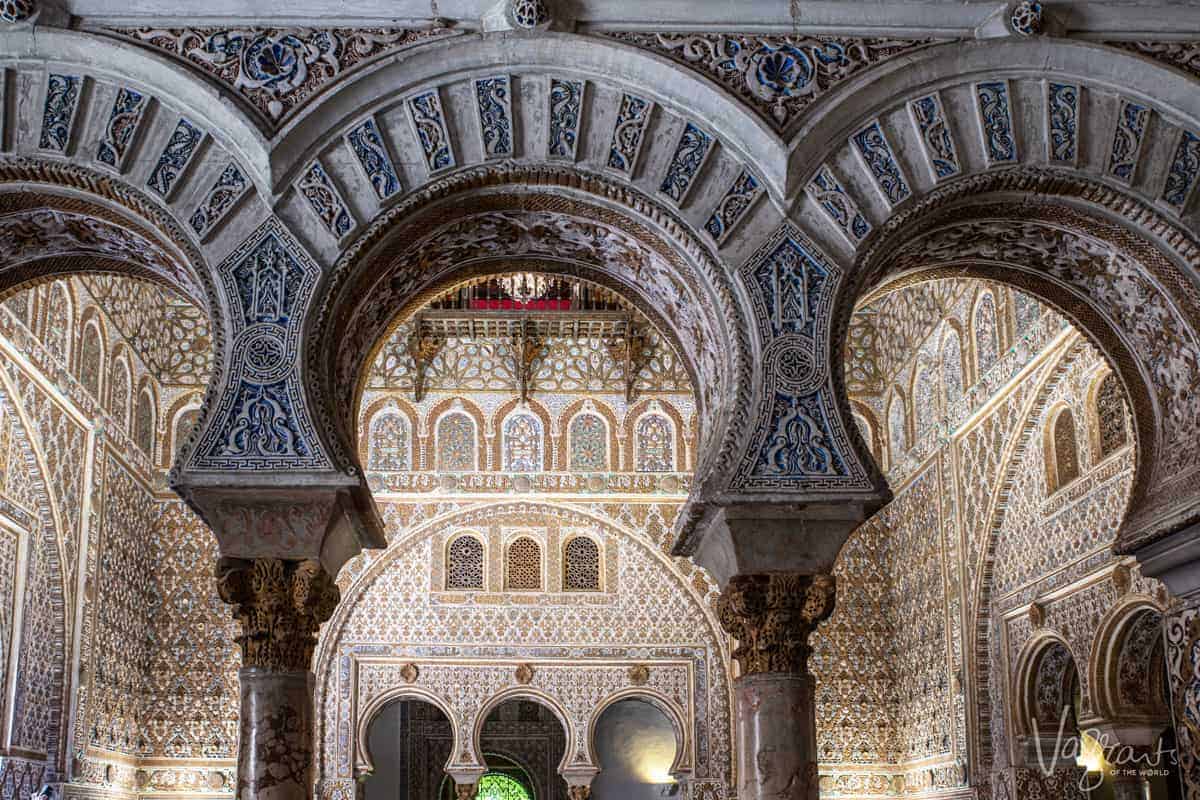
[217,558,340,800]
[1129,523,1200,800]
[716,572,836,800]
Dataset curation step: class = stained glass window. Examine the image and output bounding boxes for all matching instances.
[569,412,607,471]
[940,328,964,406]
[109,357,130,427]
[134,389,154,456]
[78,321,103,400]
[505,537,541,590]
[503,413,543,472]
[437,412,477,472]
[1048,409,1081,492]
[446,534,484,590]
[1096,373,1128,459]
[44,282,70,363]
[563,536,601,591]
[973,292,1000,378]
[887,391,907,460]
[368,412,409,471]
[475,773,531,800]
[635,413,673,472]
[174,408,199,461]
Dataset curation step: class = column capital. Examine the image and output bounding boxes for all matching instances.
[216,557,340,672]
[716,572,836,675]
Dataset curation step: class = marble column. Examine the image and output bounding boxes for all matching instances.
[716,572,836,800]
[217,557,340,800]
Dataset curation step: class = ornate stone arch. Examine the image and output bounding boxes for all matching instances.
[354,687,461,777]
[74,306,107,402]
[969,287,1003,382]
[107,345,134,428]
[133,376,159,459]
[849,398,883,464]
[560,399,619,473]
[162,391,203,470]
[494,399,553,473]
[427,398,486,472]
[625,398,686,473]
[586,687,692,777]
[357,395,419,471]
[1043,401,1082,495]
[1013,633,1082,741]
[473,688,575,773]
[312,167,752,521]
[838,175,1200,554]
[1087,594,1171,724]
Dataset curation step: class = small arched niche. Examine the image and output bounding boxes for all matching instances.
[363,697,455,800]
[590,698,680,798]
[478,698,568,800]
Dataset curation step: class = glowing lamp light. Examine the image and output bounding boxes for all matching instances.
[1075,732,1108,774]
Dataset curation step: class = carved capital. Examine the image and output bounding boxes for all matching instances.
[216,557,340,672]
[567,787,591,800]
[454,783,478,800]
[716,572,836,675]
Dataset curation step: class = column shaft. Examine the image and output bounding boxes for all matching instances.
[716,572,835,800]
[218,558,340,800]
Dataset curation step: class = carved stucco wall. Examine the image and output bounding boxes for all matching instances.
[820,278,1163,799]
[0,277,234,800]
[313,499,732,798]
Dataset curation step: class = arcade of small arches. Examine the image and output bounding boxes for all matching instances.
[0,2,1199,800]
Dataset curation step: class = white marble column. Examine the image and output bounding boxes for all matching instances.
[716,572,836,800]
[218,558,340,800]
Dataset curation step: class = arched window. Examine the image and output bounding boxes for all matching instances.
[77,320,103,400]
[973,291,1000,378]
[475,774,531,800]
[173,408,200,461]
[1046,408,1081,492]
[887,390,907,460]
[367,411,409,471]
[1095,373,1128,459]
[563,536,601,591]
[44,282,71,364]
[912,365,937,435]
[635,413,674,472]
[503,412,543,472]
[940,328,964,406]
[505,537,542,590]
[446,534,484,590]
[568,412,608,471]
[133,388,155,456]
[109,356,131,427]
[436,411,477,472]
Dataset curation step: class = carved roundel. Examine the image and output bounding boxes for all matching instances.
[766,334,821,395]
[238,323,292,383]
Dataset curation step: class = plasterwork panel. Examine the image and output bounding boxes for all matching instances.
[314,502,731,794]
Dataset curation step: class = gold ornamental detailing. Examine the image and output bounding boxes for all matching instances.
[454,783,478,800]
[567,787,591,799]
[628,664,650,686]
[216,557,340,672]
[515,663,535,684]
[400,663,419,683]
[716,572,836,675]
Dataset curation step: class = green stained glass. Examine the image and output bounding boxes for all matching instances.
[476,773,531,800]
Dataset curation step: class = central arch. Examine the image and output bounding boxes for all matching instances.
[311,165,751,512]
